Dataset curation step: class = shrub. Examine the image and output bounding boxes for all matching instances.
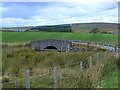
[89,28,100,33]
[101,57,118,77]
[2,76,10,83]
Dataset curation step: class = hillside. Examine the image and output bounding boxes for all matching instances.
[1,26,32,31]
[71,22,118,33]
[29,22,118,33]
[1,22,119,33]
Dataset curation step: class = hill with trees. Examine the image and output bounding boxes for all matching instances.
[1,22,119,33]
[29,22,119,33]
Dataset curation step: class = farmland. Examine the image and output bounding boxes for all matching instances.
[1,24,119,88]
[1,31,119,88]
[2,32,118,44]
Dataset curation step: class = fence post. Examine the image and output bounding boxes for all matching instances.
[101,53,103,62]
[100,53,102,61]
[25,70,30,90]
[104,52,107,60]
[115,53,118,58]
[97,53,99,63]
[54,64,58,89]
[107,51,109,59]
[80,61,83,72]
[89,57,92,68]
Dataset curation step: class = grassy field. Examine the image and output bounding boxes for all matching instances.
[1,31,119,88]
[2,45,118,88]
[2,32,118,44]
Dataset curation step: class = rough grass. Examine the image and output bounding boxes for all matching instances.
[100,70,118,88]
[2,45,94,77]
[2,45,118,88]
[2,32,118,44]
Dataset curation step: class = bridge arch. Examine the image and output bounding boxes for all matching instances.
[44,46,58,50]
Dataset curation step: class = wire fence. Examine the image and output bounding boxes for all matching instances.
[1,51,118,88]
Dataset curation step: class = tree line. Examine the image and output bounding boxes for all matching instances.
[29,25,72,32]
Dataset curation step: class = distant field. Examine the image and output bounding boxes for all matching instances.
[2,32,118,44]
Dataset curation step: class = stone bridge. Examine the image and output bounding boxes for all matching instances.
[30,39,119,52]
[30,39,71,52]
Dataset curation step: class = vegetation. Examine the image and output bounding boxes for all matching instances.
[30,24,71,32]
[2,45,94,77]
[100,70,118,88]
[71,23,118,33]
[1,23,118,33]
[2,32,118,44]
[1,22,119,88]
[89,28,100,33]
[2,45,118,88]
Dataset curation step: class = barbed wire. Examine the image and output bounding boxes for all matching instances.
[1,60,85,86]
[2,52,117,84]
[1,51,117,87]
[0,53,101,84]
[1,77,25,85]
[2,52,116,84]
[1,72,51,86]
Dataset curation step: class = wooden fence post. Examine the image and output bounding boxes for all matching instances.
[54,64,58,89]
[104,52,107,60]
[80,61,83,72]
[116,53,118,58]
[25,70,30,90]
[97,53,99,63]
[101,53,103,62]
[89,57,92,68]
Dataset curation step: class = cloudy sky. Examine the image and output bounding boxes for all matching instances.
[0,0,119,27]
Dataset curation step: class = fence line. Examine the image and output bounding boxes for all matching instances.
[1,51,118,88]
